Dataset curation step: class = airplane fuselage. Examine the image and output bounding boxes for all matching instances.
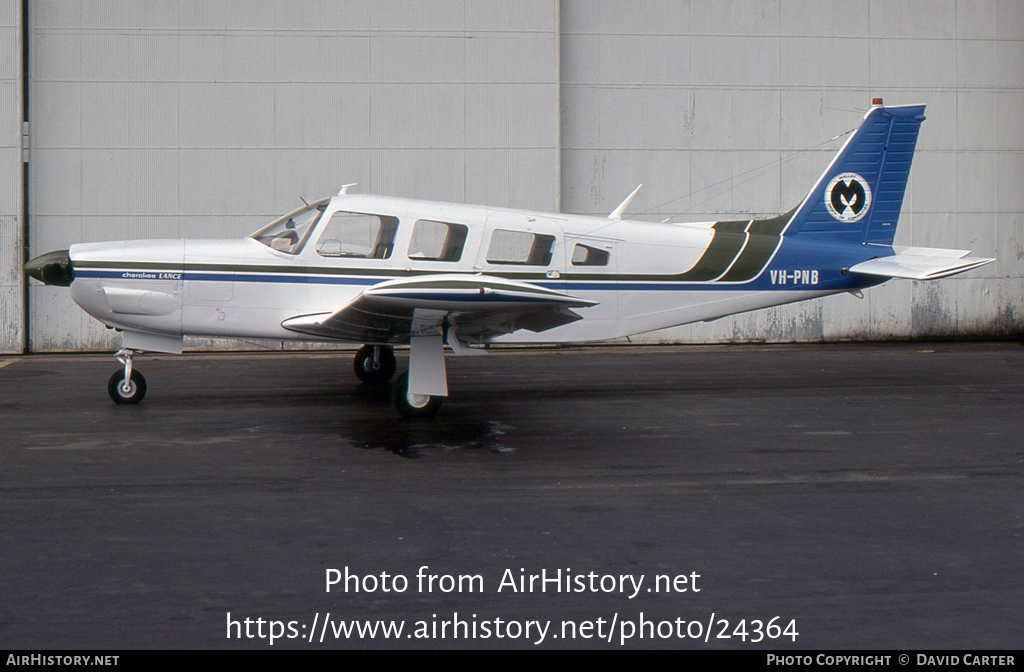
[67,193,884,348]
[28,103,995,415]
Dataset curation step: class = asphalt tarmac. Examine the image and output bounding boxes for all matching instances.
[0,342,1021,650]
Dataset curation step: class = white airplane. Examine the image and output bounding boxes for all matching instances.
[26,100,994,417]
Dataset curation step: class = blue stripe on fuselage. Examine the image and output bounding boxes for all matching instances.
[73,238,893,294]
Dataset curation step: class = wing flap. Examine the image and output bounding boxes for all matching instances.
[850,248,994,280]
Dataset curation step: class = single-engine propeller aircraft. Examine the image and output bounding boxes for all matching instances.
[26,100,994,417]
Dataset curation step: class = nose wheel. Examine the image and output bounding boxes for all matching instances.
[353,345,397,385]
[108,348,147,404]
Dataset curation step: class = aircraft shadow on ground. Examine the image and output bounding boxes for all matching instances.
[341,408,516,459]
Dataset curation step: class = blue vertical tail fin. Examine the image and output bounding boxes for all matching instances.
[783,102,926,246]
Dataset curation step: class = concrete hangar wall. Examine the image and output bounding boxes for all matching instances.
[1,1,1021,353]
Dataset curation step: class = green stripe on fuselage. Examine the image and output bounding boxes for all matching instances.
[676,220,748,281]
[718,207,795,282]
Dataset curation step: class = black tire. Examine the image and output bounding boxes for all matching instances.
[353,345,397,385]
[391,371,443,419]
[108,369,147,405]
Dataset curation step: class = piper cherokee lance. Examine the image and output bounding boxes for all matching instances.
[25,100,994,418]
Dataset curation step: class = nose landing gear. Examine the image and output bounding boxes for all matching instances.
[108,348,147,404]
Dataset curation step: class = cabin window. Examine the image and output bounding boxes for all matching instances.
[486,229,555,266]
[315,212,399,259]
[571,243,610,267]
[407,220,469,262]
[251,203,326,254]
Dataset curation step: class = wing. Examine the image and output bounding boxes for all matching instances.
[280,274,598,345]
[849,247,994,280]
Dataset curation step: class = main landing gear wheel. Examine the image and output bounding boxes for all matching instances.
[353,345,397,385]
[108,369,147,404]
[391,371,443,419]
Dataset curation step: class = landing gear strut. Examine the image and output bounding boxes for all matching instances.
[353,345,397,385]
[108,348,147,404]
[389,335,448,419]
[391,371,443,419]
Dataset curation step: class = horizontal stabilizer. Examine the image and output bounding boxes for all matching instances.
[849,248,994,280]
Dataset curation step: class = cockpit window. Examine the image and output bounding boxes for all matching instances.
[251,201,328,254]
[316,212,399,259]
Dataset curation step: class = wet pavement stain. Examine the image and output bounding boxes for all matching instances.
[344,415,516,459]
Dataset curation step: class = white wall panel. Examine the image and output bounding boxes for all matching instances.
[909,151,957,219]
[1,0,22,353]
[869,39,957,90]
[78,214,126,245]
[638,87,693,149]
[0,141,17,215]
[81,32,126,81]
[957,154,997,215]
[640,35,689,85]
[689,36,781,86]
[126,0,179,30]
[312,35,369,83]
[560,0,1023,341]
[465,0,556,32]
[780,37,870,88]
[30,31,77,80]
[912,91,957,152]
[958,40,1024,89]
[996,153,1024,215]
[957,0,1024,40]
[128,83,178,148]
[315,0,369,32]
[127,34,177,82]
[868,0,956,39]
[28,0,561,351]
[16,0,1024,350]
[639,1,688,35]
[993,92,1024,150]
[30,146,79,217]
[560,33,598,83]
[598,88,642,148]
[29,80,78,147]
[692,1,779,36]
[80,148,127,215]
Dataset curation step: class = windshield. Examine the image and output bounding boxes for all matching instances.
[251,201,328,254]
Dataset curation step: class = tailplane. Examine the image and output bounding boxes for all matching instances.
[783,100,926,246]
[849,247,993,280]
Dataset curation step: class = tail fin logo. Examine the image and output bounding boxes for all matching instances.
[825,173,872,222]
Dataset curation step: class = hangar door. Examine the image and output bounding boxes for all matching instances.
[25,1,562,351]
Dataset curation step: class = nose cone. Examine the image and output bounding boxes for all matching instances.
[25,250,74,287]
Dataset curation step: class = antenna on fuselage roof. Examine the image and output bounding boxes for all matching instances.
[299,196,309,206]
[338,183,358,195]
[608,184,643,220]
